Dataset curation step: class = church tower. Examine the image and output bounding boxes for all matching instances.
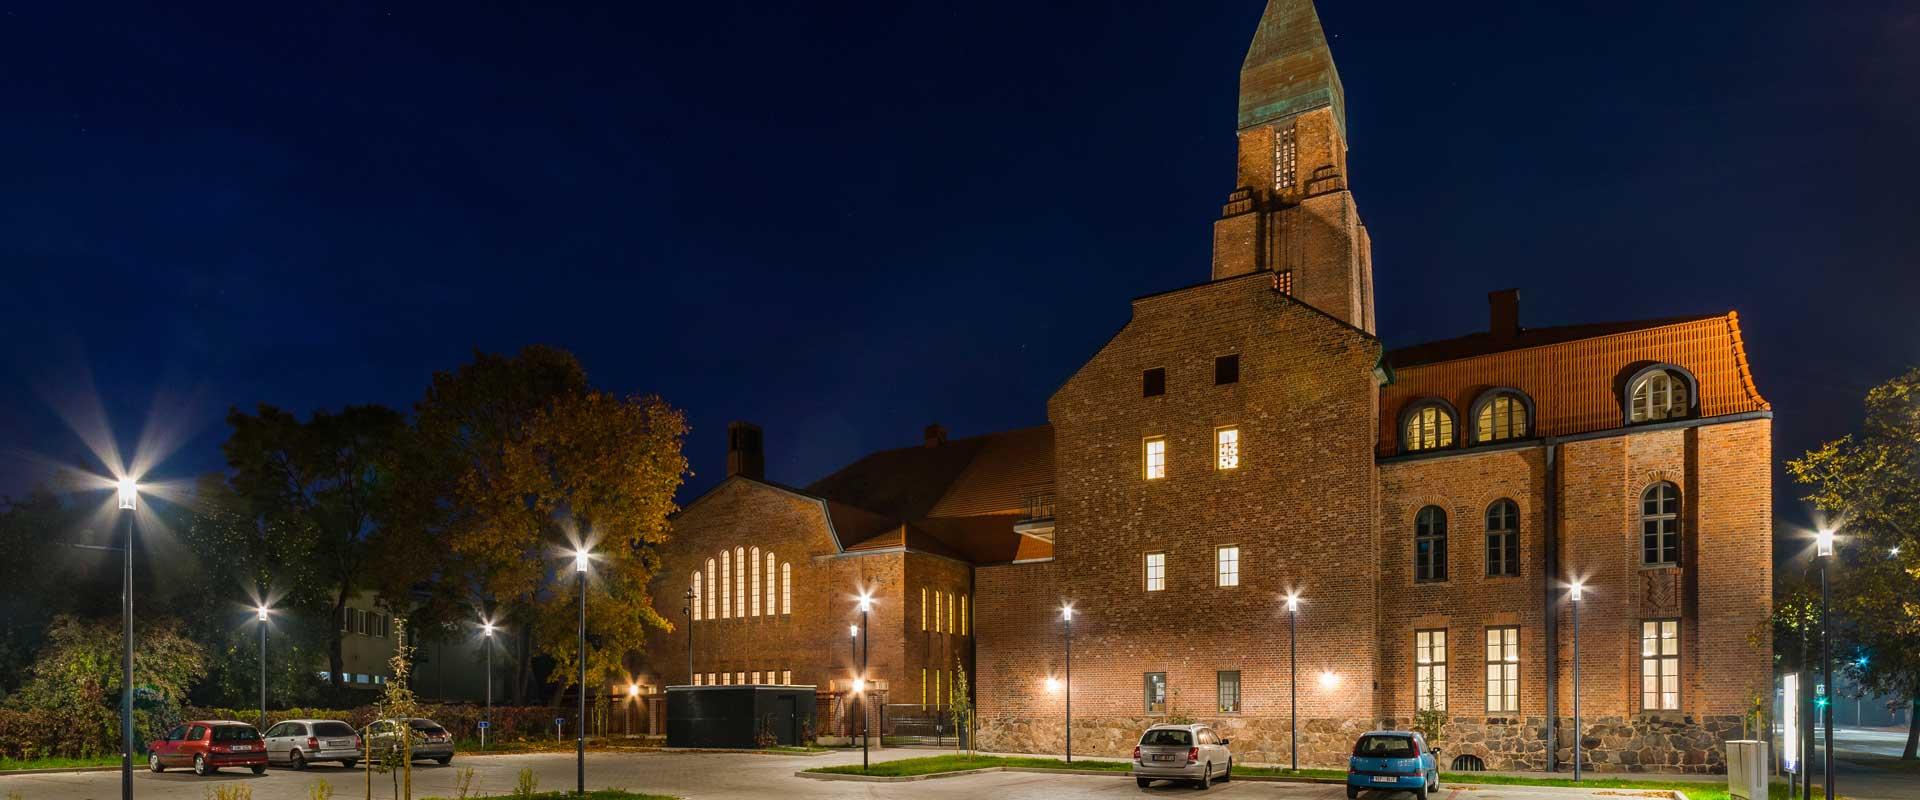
[1212,0,1375,334]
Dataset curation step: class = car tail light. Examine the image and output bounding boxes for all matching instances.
[1132,745,1141,761]
[1186,747,1199,765]
[307,736,319,751]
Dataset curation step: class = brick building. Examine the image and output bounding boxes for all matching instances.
[636,0,1771,773]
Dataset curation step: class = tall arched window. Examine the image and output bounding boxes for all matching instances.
[765,551,776,615]
[960,595,968,636]
[1404,403,1456,452]
[1628,368,1690,423]
[780,562,791,615]
[1473,391,1530,443]
[750,547,761,617]
[714,548,725,617]
[705,558,716,620]
[1415,506,1448,583]
[734,547,746,617]
[1485,499,1519,577]
[692,571,703,621]
[1641,482,1681,566]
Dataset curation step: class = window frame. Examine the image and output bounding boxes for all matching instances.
[780,562,791,615]
[1469,388,1534,445]
[1415,505,1449,583]
[1144,552,1167,592]
[1640,482,1682,567]
[1143,436,1168,480]
[1217,670,1242,713]
[1214,354,1240,385]
[1415,629,1448,712]
[1215,545,1240,587]
[1485,626,1520,714]
[1400,399,1460,453]
[1485,499,1521,578]
[692,571,703,621]
[1144,672,1168,715]
[1641,619,1682,711]
[1622,363,1698,425]
[1214,426,1241,471]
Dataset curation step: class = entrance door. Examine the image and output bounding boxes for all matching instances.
[778,696,798,746]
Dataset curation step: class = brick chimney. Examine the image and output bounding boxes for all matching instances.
[1488,288,1521,341]
[726,421,764,480]
[923,423,948,448]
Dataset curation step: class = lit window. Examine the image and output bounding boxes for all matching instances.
[1630,370,1690,423]
[1218,671,1242,713]
[934,591,943,633]
[720,550,731,619]
[1404,404,1455,451]
[692,571,703,621]
[1216,427,1240,470]
[707,673,715,685]
[1144,673,1168,714]
[693,674,702,686]
[1144,437,1167,480]
[736,672,744,686]
[947,592,955,633]
[1416,630,1447,712]
[1216,546,1240,587]
[921,669,927,705]
[1641,483,1681,566]
[1275,125,1298,190]
[751,671,761,685]
[960,595,968,636]
[1144,552,1166,591]
[921,587,928,631]
[781,670,791,685]
[1486,627,1519,713]
[1475,393,1529,443]
[706,558,717,620]
[781,562,791,615]
[1415,506,1448,582]
[734,547,746,618]
[1642,620,1681,710]
[750,547,761,617]
[766,552,777,615]
[1486,500,1520,577]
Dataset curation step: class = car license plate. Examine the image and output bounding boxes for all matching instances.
[231,745,253,752]
[1152,754,1173,762]
[1371,776,1396,784]
[328,740,350,748]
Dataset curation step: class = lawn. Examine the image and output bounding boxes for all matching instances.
[1433,773,1828,800]
[807,754,1133,776]
[0,755,122,772]
[423,792,674,800]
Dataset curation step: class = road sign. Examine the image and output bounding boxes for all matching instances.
[477,721,490,729]
[555,717,566,725]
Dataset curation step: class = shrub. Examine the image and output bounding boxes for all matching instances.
[308,780,332,800]
[513,767,538,799]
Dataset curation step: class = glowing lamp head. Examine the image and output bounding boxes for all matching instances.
[627,683,640,698]
[256,605,270,622]
[851,678,866,694]
[483,622,496,638]
[1285,592,1301,613]
[1568,580,1585,602]
[1061,604,1074,622]
[1816,529,1836,558]
[1893,546,1903,557]
[1045,677,1061,693]
[856,590,874,613]
[573,549,590,573]
[849,624,858,639]
[1318,671,1341,690]
[117,478,137,510]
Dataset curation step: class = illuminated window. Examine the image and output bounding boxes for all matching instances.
[692,571,703,621]
[1275,125,1298,190]
[1629,370,1690,423]
[1216,546,1240,587]
[705,559,716,620]
[934,591,942,633]
[719,551,730,619]
[1486,500,1520,577]
[921,669,927,705]
[960,595,968,636]
[920,587,928,631]
[781,562,791,615]
[750,547,761,617]
[734,547,746,617]
[1216,427,1240,470]
[1144,437,1167,480]
[1486,627,1519,713]
[781,670,791,685]
[766,552,776,615]
[1474,392,1529,443]
[1641,483,1681,566]
[1144,673,1168,714]
[1416,630,1447,711]
[947,592,955,633]
[1642,620,1681,710]
[751,671,761,685]
[1404,404,1455,451]
[736,672,744,686]
[1416,506,1448,582]
[1218,671,1241,713]
[693,674,702,686]
[1145,552,1166,591]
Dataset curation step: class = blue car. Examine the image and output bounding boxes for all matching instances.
[1346,730,1440,799]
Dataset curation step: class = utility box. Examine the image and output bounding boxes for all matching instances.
[665,684,817,749]
[1726,740,1769,800]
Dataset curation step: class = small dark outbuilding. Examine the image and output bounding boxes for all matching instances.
[665,684,817,748]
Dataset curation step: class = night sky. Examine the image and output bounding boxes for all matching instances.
[3,1,1917,531]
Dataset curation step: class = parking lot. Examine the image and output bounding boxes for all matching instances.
[0,748,1673,800]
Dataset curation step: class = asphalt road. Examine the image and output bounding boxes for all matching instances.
[0,747,1704,800]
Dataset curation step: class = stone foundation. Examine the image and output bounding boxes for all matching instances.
[976,713,1743,774]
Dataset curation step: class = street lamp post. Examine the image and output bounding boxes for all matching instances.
[683,588,695,686]
[1569,580,1584,782]
[482,622,495,751]
[1286,592,1299,772]
[118,479,136,800]
[856,590,872,771]
[1817,529,1836,800]
[574,549,589,797]
[1062,604,1073,764]
[256,605,271,731]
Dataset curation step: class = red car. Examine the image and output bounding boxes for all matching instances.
[147,720,268,776]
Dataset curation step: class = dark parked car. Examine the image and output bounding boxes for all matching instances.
[147,721,267,776]
[363,718,455,765]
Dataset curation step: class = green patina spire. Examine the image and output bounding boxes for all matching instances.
[1238,0,1345,134]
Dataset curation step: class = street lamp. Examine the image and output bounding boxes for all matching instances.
[256,604,272,732]
[1285,591,1300,771]
[1062,604,1074,764]
[481,621,497,750]
[573,547,590,796]
[1816,528,1836,800]
[683,587,695,689]
[117,478,137,800]
[855,590,873,771]
[1568,579,1584,781]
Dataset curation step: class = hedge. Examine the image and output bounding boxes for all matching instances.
[182,704,566,743]
[0,703,579,761]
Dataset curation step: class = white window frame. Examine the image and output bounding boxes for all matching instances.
[1416,629,1447,712]
[1216,545,1240,587]
[1641,620,1681,710]
[1144,436,1167,480]
[692,571,703,621]
[734,547,746,618]
[719,550,731,619]
[781,562,791,615]
[1485,626,1520,714]
[766,552,777,615]
[751,547,761,617]
[1215,426,1240,470]
[1145,552,1167,592]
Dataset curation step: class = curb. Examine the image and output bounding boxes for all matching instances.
[798,765,1690,796]
[0,765,124,776]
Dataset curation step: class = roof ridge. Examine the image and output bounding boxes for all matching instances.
[1389,313,1727,366]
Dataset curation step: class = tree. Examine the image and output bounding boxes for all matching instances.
[949,659,973,756]
[10,615,207,746]
[1788,367,1920,759]
[223,403,406,692]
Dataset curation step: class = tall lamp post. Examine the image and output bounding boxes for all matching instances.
[1286,592,1300,772]
[1568,580,1584,782]
[255,605,271,731]
[1061,604,1074,764]
[856,590,872,771]
[482,622,496,750]
[573,548,590,797]
[1816,529,1836,800]
[118,478,137,800]
[683,587,695,684]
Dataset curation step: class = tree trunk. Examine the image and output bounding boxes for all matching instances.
[513,627,534,705]
[1905,697,1918,760]
[329,589,348,690]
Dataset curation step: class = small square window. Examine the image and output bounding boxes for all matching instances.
[1215,354,1240,385]
[1143,368,1166,397]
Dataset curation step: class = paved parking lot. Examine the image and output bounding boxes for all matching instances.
[0,747,1667,800]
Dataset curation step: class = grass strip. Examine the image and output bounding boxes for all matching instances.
[0,755,123,772]
[423,792,674,800]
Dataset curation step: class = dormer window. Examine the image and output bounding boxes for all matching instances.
[1472,390,1531,443]
[1629,368,1691,423]
[1402,402,1456,452]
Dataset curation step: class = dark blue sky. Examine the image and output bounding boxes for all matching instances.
[3,2,1917,523]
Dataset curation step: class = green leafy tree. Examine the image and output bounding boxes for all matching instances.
[1788,367,1920,759]
[949,659,973,756]
[11,615,206,745]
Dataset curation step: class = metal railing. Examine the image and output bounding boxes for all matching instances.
[1022,494,1055,522]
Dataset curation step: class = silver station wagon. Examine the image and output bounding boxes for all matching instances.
[263,719,362,769]
[1133,723,1234,788]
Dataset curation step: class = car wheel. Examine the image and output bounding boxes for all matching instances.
[148,753,164,773]
[342,759,358,769]
[290,750,306,771]
[1196,762,1211,790]
[1220,758,1231,782]
[1413,779,1429,800]
[1345,788,1359,800]
[250,765,266,775]
[194,754,211,776]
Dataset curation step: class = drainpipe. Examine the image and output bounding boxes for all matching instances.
[1543,443,1561,772]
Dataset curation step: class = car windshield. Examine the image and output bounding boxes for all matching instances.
[211,726,261,742]
[1140,729,1192,747]
[409,720,446,734]
[1354,735,1416,758]
[313,722,356,737]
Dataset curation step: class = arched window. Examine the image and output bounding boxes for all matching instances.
[750,547,761,617]
[719,551,730,618]
[1403,402,1456,452]
[705,558,716,620]
[1485,499,1519,577]
[1415,506,1448,582]
[765,551,776,615]
[960,595,968,636]
[1473,391,1530,443]
[780,562,791,615]
[1628,368,1691,423]
[734,547,746,617]
[1641,483,1681,565]
[692,571,703,621]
